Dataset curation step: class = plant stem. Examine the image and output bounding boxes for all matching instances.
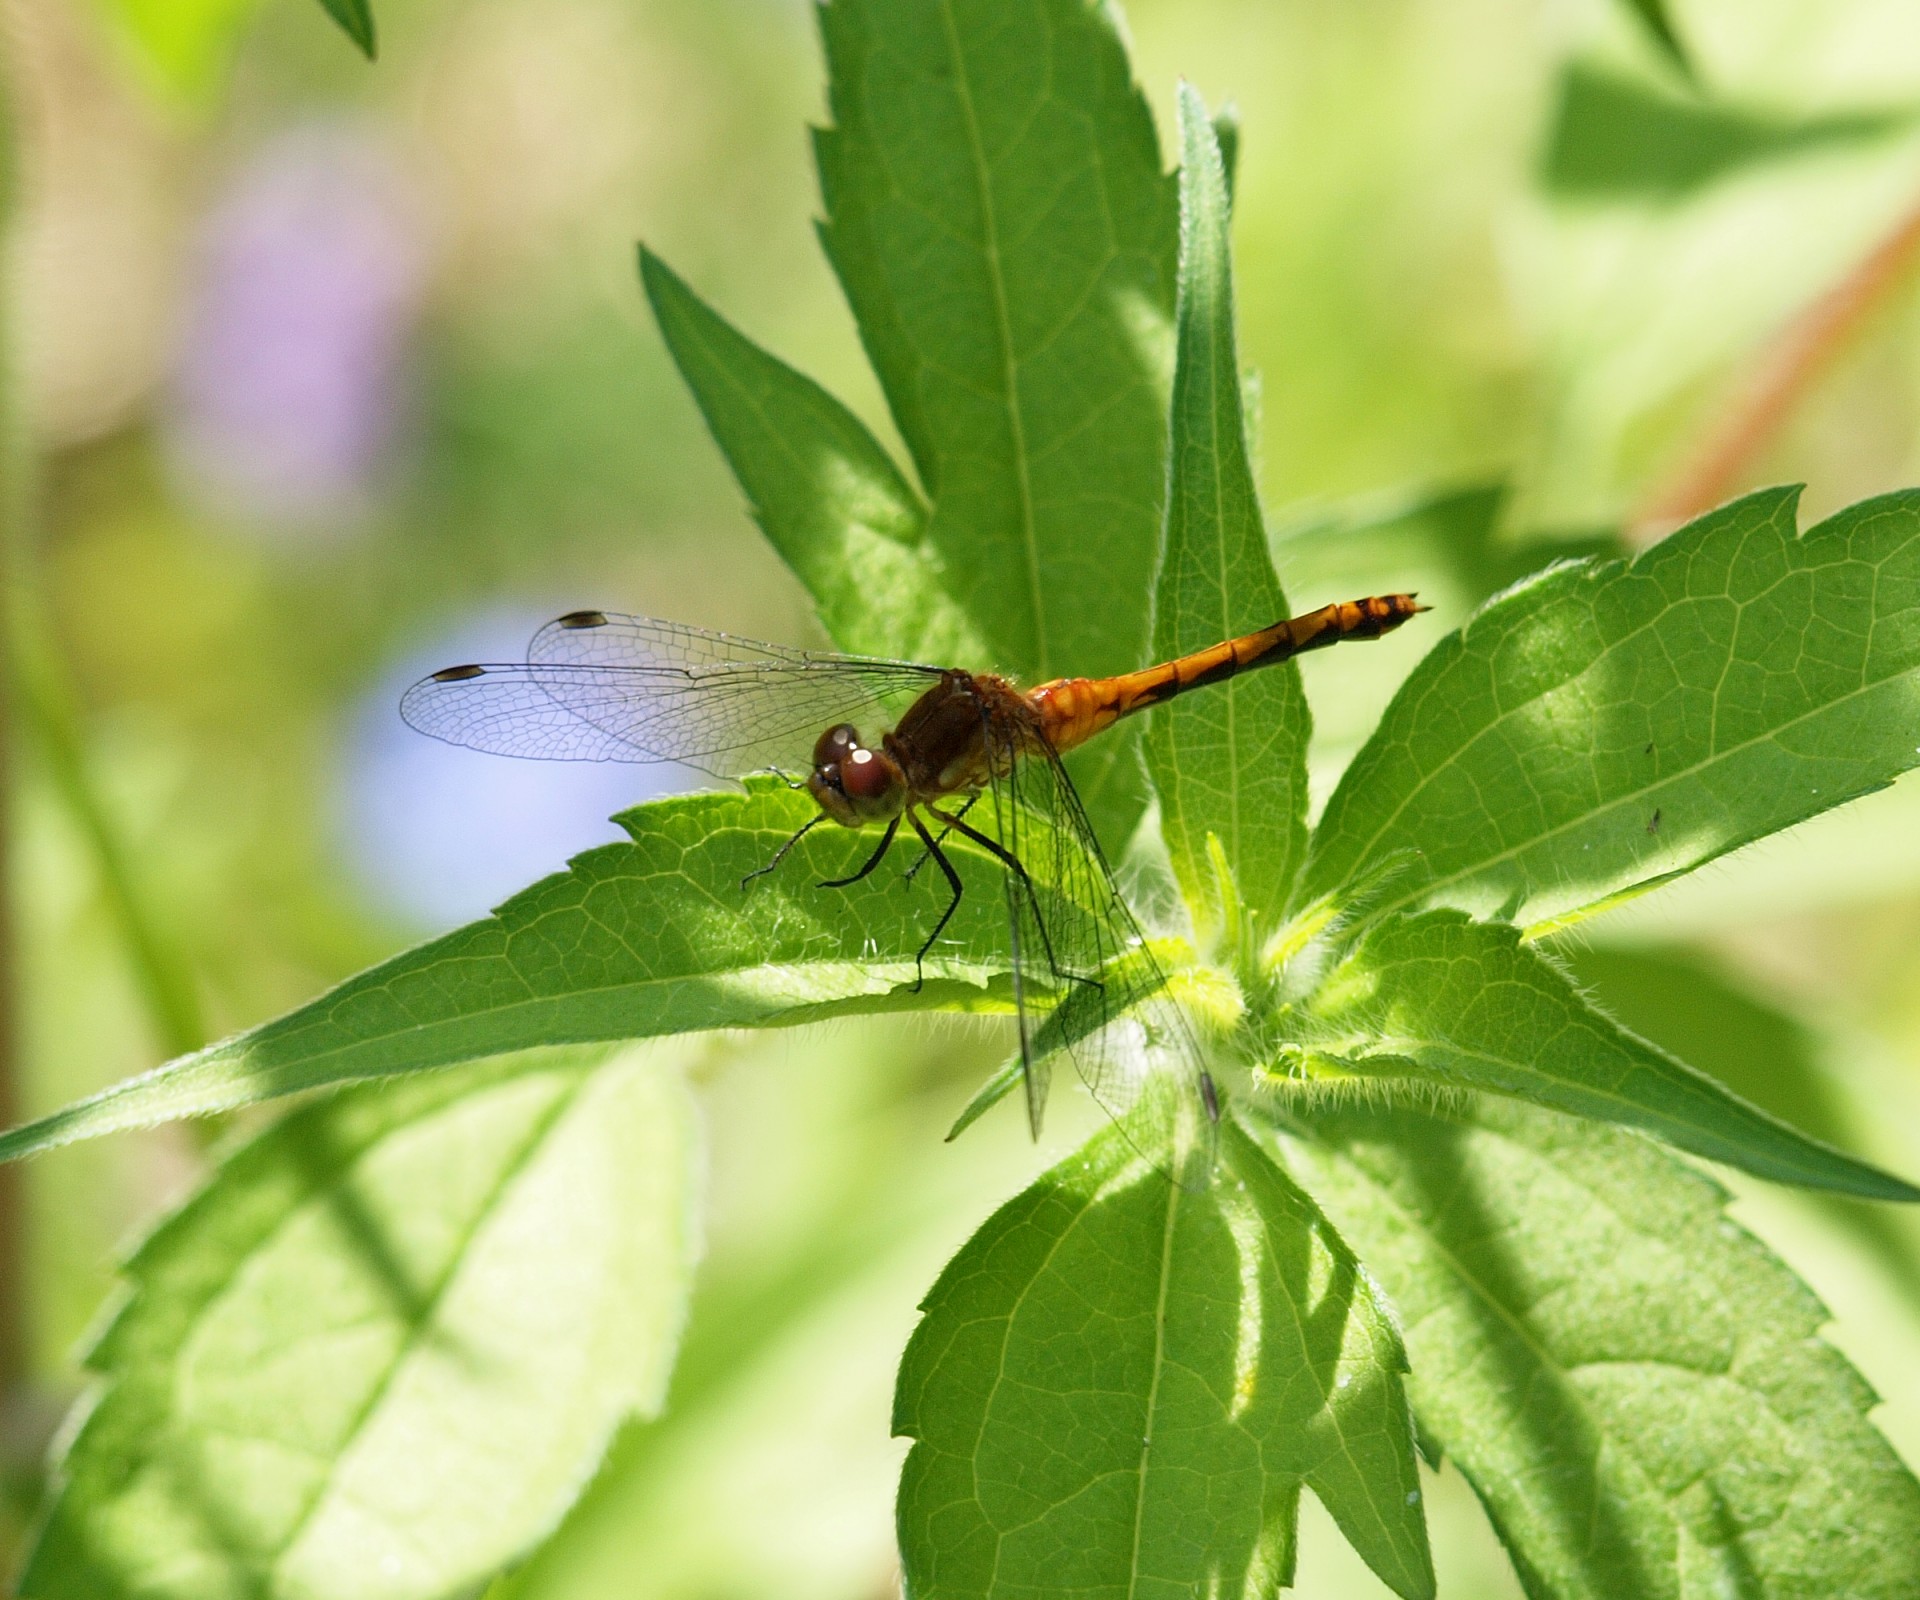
[0,32,25,1409]
[14,609,206,1060]
[1631,186,1920,546]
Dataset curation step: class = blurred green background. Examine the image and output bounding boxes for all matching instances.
[10,0,1920,1593]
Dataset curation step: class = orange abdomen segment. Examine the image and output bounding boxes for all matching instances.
[1029,593,1424,753]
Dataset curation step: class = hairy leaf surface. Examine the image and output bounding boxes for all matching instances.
[895,1116,1433,1600]
[1568,943,1920,1305]
[814,0,1177,842]
[1303,487,1920,933]
[1297,910,1919,1200]
[1281,1097,1920,1600]
[1146,87,1309,933]
[0,785,1018,1161]
[22,1045,697,1600]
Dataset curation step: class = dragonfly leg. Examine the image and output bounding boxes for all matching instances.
[748,763,808,791]
[902,792,979,884]
[907,809,963,992]
[818,813,901,889]
[925,803,1094,992]
[740,812,828,892]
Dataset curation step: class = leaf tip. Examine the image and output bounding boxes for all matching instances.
[321,0,378,59]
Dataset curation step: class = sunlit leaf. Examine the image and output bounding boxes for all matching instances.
[1271,484,1615,808]
[1568,942,1920,1311]
[896,1116,1433,1600]
[639,248,984,669]
[1295,910,1918,1200]
[1545,60,1910,200]
[1281,1096,1920,1599]
[813,0,1177,843]
[0,784,1022,1161]
[22,1045,697,1600]
[1303,486,1920,934]
[1146,86,1309,934]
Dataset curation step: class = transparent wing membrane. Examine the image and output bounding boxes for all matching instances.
[976,709,1219,1188]
[401,612,942,778]
[404,609,1217,1184]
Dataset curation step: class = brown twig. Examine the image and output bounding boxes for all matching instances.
[1630,184,1920,547]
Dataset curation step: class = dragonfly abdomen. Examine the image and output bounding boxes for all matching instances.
[1030,593,1423,753]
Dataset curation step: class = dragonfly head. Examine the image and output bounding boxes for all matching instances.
[808,723,906,827]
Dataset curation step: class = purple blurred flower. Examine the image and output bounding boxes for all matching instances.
[168,123,427,536]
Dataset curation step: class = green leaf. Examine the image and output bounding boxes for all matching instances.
[1280,1096,1920,1599]
[1567,942,1920,1312]
[639,248,985,669]
[1270,484,1617,808]
[0,783,1021,1161]
[1145,86,1308,935]
[813,0,1177,843]
[1562,945,1862,1165]
[1295,910,1919,1200]
[1211,103,1241,204]
[1616,0,1693,81]
[895,1115,1433,1600]
[1544,60,1911,201]
[22,1044,698,1599]
[316,0,375,59]
[1302,486,1920,935]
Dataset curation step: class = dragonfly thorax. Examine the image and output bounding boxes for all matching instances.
[808,723,907,827]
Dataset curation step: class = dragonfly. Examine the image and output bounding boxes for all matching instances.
[402,595,1424,1185]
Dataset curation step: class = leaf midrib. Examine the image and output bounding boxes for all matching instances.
[1125,1170,1181,1600]
[1311,1125,1825,1560]
[1207,242,1244,888]
[1245,1166,1410,1582]
[1347,1024,1847,1188]
[936,0,1049,676]
[297,952,1000,1056]
[1338,572,1920,926]
[265,1074,586,1582]
[0,955,1010,1161]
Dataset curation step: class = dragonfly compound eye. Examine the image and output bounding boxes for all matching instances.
[839,746,897,803]
[812,723,861,767]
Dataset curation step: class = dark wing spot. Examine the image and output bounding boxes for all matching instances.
[556,609,608,630]
[432,663,488,682]
[1647,808,1662,835]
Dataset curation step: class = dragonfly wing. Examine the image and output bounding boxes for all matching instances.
[402,614,942,778]
[978,709,1218,1188]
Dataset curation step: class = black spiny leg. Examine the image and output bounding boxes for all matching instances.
[925,803,1089,992]
[902,792,979,884]
[818,814,901,889]
[740,812,827,891]
[907,809,963,992]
